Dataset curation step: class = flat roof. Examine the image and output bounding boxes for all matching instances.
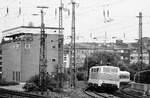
[2,26,64,37]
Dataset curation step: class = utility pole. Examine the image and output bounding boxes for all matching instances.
[37,6,48,95]
[136,12,143,83]
[137,12,143,71]
[57,0,64,88]
[70,0,77,88]
[57,0,69,88]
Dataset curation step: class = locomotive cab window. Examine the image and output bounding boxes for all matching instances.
[111,68,118,73]
[97,68,99,72]
[91,69,93,72]
[103,67,111,73]
[94,68,96,72]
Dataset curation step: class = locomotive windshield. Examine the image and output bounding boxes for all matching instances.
[103,67,118,73]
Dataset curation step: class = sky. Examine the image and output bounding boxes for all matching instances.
[0,0,150,43]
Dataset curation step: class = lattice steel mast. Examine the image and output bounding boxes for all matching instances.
[37,6,48,95]
[57,0,64,88]
[70,0,76,88]
[137,12,143,71]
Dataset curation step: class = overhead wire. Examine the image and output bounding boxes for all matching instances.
[87,18,147,41]
[75,0,150,42]
[2,0,150,41]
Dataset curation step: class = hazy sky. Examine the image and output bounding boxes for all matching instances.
[0,0,150,43]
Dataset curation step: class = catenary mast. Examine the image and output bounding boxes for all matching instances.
[57,0,64,88]
[37,6,48,95]
[70,0,77,88]
[137,12,143,71]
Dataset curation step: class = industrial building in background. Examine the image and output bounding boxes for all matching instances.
[1,26,63,82]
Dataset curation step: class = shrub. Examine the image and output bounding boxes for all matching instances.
[23,83,39,92]
[77,72,85,81]
[0,79,19,86]
[26,74,40,87]
[23,74,58,92]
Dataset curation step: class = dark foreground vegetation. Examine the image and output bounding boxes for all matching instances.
[23,73,68,92]
[0,79,19,86]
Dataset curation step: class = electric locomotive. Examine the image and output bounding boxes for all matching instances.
[88,65,120,90]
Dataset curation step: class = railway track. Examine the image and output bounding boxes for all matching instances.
[83,84,144,98]
[83,88,119,98]
[111,84,144,98]
[114,86,144,98]
[0,88,50,98]
[0,94,9,98]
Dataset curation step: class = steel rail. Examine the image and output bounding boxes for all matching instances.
[112,84,143,98]
[83,88,96,98]
[118,89,143,98]
[0,88,50,98]
[83,88,116,98]
[93,91,116,98]
[0,94,8,98]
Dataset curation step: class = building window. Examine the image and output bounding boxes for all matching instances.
[0,67,2,72]
[58,43,61,48]
[0,62,2,65]
[16,72,18,81]
[52,59,56,62]
[19,72,21,81]
[13,71,15,81]
[0,57,2,59]
[12,71,20,82]
[52,46,56,48]
[64,57,67,61]
[140,56,142,60]
[25,44,31,49]
[18,72,20,82]
[15,71,20,82]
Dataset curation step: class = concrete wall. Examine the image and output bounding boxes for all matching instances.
[2,42,21,82]
[46,34,59,74]
[2,33,63,82]
[21,36,39,82]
